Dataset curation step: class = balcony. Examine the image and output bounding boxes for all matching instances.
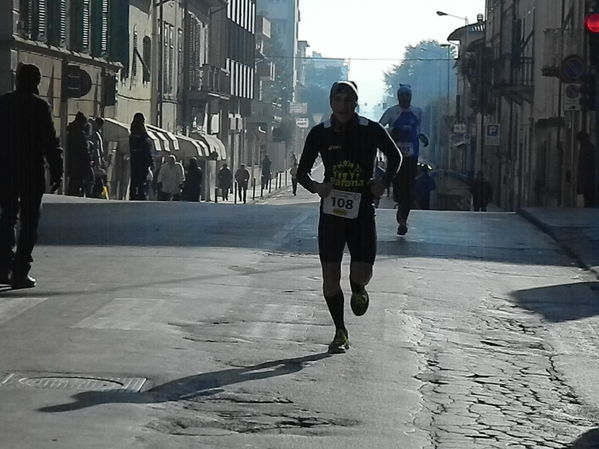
[249,100,283,124]
[493,56,534,104]
[257,61,275,81]
[188,64,230,101]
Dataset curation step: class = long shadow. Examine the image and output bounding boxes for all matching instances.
[511,282,599,322]
[38,352,330,413]
[565,428,599,448]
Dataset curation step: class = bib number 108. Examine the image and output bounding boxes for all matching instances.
[323,189,361,219]
[330,196,354,210]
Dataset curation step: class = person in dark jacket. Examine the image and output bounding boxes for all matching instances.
[129,112,154,200]
[470,171,493,211]
[183,157,203,202]
[235,164,250,203]
[217,163,233,201]
[0,63,63,288]
[66,112,92,197]
[414,164,436,210]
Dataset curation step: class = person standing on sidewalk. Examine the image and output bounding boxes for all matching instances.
[379,84,429,235]
[234,164,250,203]
[182,157,203,202]
[297,81,401,353]
[290,161,299,195]
[66,112,93,197]
[157,155,185,201]
[470,171,493,211]
[129,112,154,200]
[217,163,233,201]
[261,155,272,191]
[0,63,63,288]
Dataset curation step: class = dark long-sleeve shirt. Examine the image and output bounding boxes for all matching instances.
[297,114,401,200]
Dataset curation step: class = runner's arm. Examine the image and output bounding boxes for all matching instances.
[297,128,320,194]
[376,123,402,187]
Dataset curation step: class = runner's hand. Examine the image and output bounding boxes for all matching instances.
[314,181,333,198]
[369,178,386,199]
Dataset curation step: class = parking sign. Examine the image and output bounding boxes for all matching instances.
[486,123,500,146]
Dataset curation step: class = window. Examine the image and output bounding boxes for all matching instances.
[132,27,138,78]
[90,0,109,57]
[178,28,183,86]
[19,0,47,42]
[142,36,152,83]
[70,0,90,52]
[47,0,66,47]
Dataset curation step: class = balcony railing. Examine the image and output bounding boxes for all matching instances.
[189,64,230,96]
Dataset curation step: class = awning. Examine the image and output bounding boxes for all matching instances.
[148,125,179,152]
[146,126,171,153]
[103,118,130,154]
[176,134,209,159]
[145,130,165,153]
[189,132,226,160]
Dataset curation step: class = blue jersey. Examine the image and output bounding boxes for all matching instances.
[379,105,422,159]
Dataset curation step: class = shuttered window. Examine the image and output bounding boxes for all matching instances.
[91,0,109,57]
[108,0,130,73]
[47,0,66,47]
[19,0,48,42]
[69,0,90,52]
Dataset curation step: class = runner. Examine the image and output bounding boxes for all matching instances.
[379,84,429,235]
[297,81,401,353]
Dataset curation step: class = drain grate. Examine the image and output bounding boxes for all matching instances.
[0,372,146,392]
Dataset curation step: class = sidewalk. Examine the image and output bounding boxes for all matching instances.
[519,207,599,277]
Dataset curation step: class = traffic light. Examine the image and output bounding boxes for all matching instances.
[580,74,596,110]
[103,75,117,106]
[586,2,599,66]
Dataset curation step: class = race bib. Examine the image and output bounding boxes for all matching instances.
[323,189,361,219]
[397,142,414,157]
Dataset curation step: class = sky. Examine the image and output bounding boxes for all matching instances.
[298,0,486,117]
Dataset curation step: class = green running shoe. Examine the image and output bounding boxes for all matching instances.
[328,329,350,354]
[351,288,369,316]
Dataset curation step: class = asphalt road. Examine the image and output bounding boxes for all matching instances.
[0,185,598,448]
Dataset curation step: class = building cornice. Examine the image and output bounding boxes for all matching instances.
[1,36,122,71]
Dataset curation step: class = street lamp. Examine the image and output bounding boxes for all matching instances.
[437,11,470,173]
[436,11,468,26]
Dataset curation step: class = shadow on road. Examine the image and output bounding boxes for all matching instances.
[37,352,331,413]
[565,428,599,448]
[511,282,599,322]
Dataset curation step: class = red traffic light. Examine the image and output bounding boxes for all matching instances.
[585,13,599,33]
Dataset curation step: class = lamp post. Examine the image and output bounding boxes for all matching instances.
[440,43,452,170]
[437,11,469,173]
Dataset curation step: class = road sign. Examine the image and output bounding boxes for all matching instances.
[486,123,500,146]
[563,83,582,111]
[289,102,307,115]
[559,55,585,83]
[295,117,309,128]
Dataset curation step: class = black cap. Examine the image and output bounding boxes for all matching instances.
[330,81,358,101]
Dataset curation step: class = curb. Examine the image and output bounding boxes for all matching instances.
[518,208,599,279]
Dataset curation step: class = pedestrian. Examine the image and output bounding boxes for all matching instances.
[290,161,299,195]
[157,155,185,201]
[217,163,233,201]
[182,157,203,202]
[414,164,436,210]
[261,154,272,190]
[0,63,63,288]
[470,171,493,211]
[379,83,429,235]
[297,81,401,353]
[89,117,108,198]
[576,131,596,208]
[234,164,250,203]
[129,112,154,200]
[66,111,93,197]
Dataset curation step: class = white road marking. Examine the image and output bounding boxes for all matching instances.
[0,296,48,325]
[73,298,171,331]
